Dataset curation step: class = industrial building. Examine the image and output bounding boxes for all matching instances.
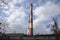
[0,33,57,40]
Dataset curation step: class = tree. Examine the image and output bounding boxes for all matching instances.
[0,0,10,9]
[0,19,9,40]
[0,0,8,6]
[47,17,60,40]
[0,23,2,34]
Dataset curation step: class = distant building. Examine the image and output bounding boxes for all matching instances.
[0,33,60,40]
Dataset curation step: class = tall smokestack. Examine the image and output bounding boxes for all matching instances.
[27,4,33,36]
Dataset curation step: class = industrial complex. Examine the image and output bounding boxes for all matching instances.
[0,4,60,40]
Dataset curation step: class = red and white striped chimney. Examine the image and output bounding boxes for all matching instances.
[27,4,33,36]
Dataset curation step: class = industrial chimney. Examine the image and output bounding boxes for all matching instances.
[27,4,33,36]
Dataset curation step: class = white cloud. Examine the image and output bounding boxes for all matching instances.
[2,0,27,33]
[1,0,60,34]
[33,1,60,34]
[3,0,27,23]
[7,6,26,23]
[5,5,27,33]
[6,18,26,33]
[33,1,60,27]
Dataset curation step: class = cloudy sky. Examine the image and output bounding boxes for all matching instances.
[0,0,60,35]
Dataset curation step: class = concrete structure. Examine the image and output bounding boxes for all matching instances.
[28,4,33,36]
